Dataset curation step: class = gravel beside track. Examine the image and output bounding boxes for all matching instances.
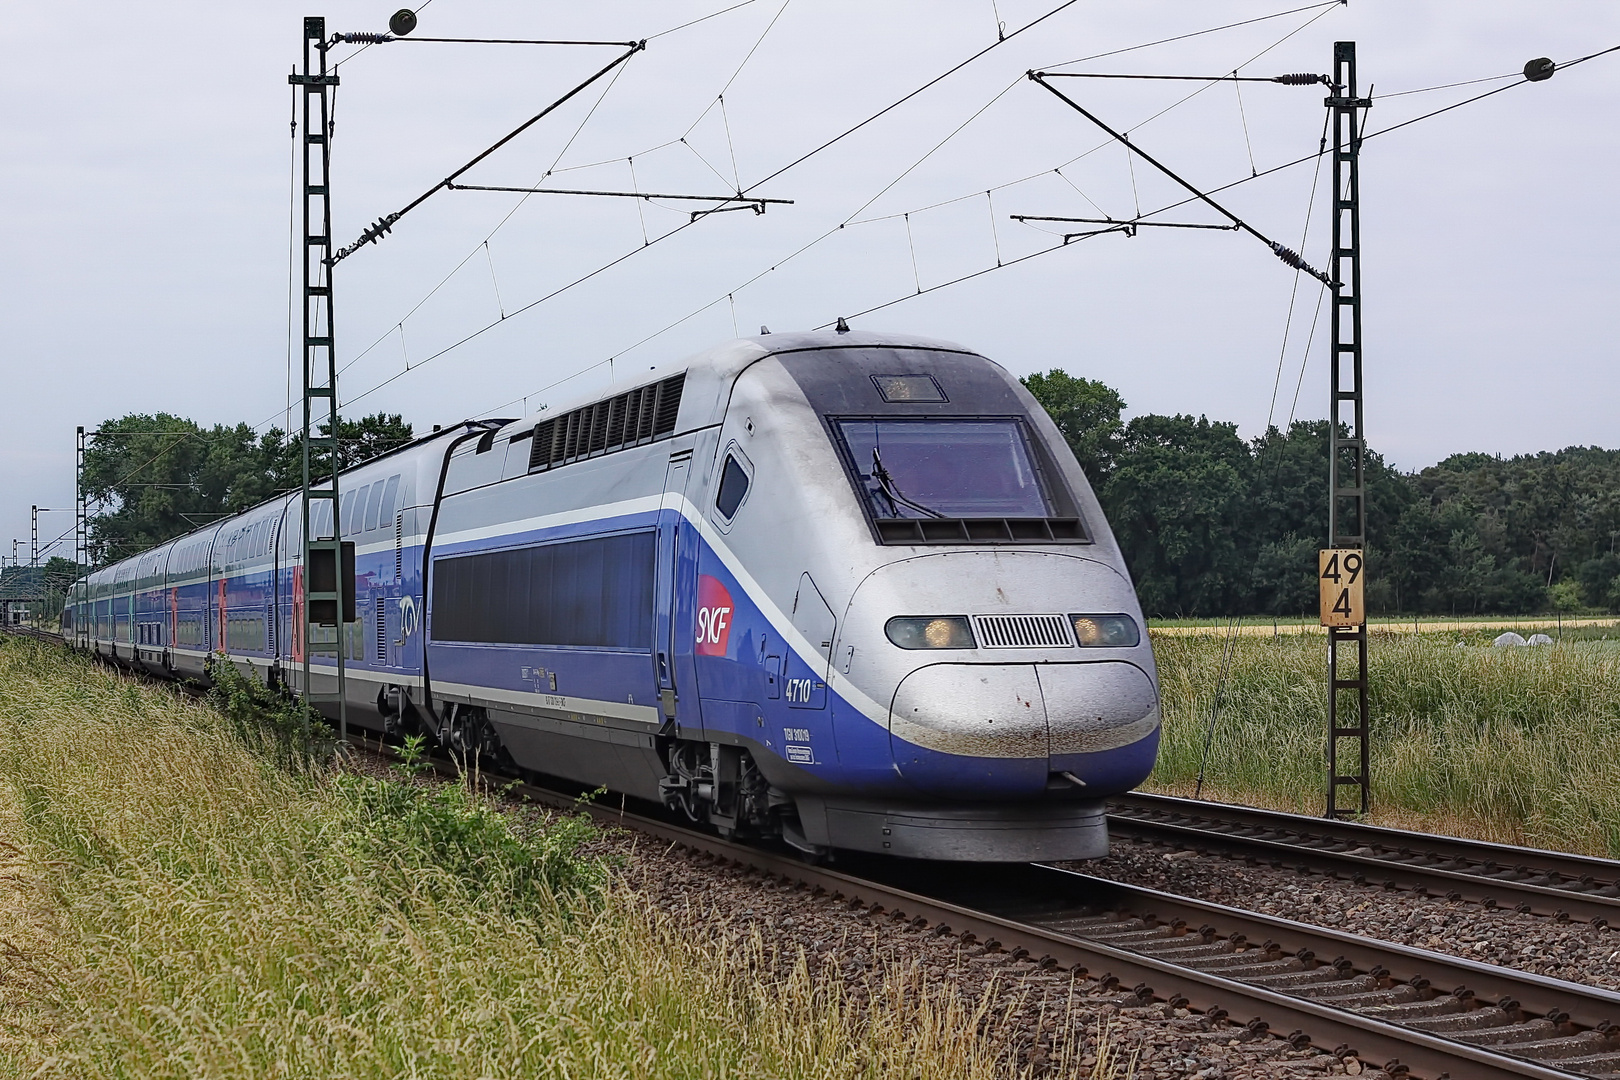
[1084,836,1620,993]
[1108,794,1620,927]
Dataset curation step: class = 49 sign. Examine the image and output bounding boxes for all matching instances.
[1318,549,1365,627]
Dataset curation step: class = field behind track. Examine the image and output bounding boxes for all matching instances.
[0,636,1100,1080]
[1150,629,1620,855]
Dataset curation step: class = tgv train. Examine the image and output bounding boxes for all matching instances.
[65,330,1160,861]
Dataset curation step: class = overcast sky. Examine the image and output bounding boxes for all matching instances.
[3,1,1617,561]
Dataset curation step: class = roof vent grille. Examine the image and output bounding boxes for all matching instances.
[529,372,686,472]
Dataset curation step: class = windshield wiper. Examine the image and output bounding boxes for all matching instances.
[871,448,945,519]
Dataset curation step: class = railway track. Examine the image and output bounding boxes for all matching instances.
[1108,792,1620,928]
[0,624,63,644]
[20,631,1618,1078]
[384,747,1620,1080]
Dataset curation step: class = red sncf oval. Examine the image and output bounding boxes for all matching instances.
[696,574,733,656]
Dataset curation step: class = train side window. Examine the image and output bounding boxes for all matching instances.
[343,486,365,536]
[378,475,400,532]
[715,452,751,522]
[364,481,386,532]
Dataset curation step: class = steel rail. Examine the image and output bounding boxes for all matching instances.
[983,866,1620,1075]
[0,624,64,644]
[1110,793,1620,927]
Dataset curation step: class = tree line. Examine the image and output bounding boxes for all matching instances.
[82,413,414,564]
[76,387,1620,618]
[1021,370,1620,618]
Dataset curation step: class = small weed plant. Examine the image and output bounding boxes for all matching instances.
[203,652,332,771]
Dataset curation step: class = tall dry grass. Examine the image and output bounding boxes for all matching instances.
[1152,631,1620,854]
[0,638,1125,1079]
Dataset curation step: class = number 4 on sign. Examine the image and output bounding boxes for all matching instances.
[1318,549,1366,627]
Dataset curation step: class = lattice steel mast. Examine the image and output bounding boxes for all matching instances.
[1325,41,1371,819]
[75,426,87,646]
[290,16,349,743]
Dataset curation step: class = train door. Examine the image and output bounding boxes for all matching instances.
[656,447,703,738]
[787,573,834,710]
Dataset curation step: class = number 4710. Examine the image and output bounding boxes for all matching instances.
[1320,551,1362,585]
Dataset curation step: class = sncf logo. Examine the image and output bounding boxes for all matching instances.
[696,574,733,656]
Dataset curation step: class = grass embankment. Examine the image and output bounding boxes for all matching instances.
[0,638,1094,1079]
[1150,615,1620,637]
[1152,630,1620,855]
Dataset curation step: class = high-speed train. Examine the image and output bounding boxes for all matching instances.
[65,329,1160,861]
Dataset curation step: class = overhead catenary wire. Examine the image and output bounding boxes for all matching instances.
[334,0,1337,431]
[335,48,644,383]
[1137,41,1620,232]
[1266,108,1332,432]
[647,0,765,41]
[738,0,1085,196]
[330,2,787,396]
[811,227,1129,329]
[707,17,1613,380]
[1036,1,1341,71]
[976,0,1346,234]
[473,0,1352,418]
[293,32,1601,440]
[294,13,1617,446]
[331,0,1090,420]
[1233,73,1260,176]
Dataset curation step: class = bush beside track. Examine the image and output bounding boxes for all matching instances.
[0,636,1090,1080]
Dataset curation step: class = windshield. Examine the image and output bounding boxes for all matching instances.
[836,419,1050,519]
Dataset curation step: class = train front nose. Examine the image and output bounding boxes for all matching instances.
[887,660,1159,799]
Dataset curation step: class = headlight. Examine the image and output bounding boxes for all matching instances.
[1069,614,1140,647]
[885,616,976,650]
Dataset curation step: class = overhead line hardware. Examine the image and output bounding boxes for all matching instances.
[1027,70,1336,287]
[331,40,646,265]
[447,182,793,214]
[1040,71,1329,84]
[334,35,641,47]
[1012,214,1239,239]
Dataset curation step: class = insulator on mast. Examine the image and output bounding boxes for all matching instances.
[339,31,393,44]
[1272,72,1328,85]
[1270,241,1331,284]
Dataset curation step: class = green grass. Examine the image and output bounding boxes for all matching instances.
[1151,630,1620,854]
[0,638,1111,1079]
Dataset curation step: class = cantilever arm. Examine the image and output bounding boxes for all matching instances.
[1027,71,1334,286]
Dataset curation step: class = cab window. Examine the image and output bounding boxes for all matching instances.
[715,454,750,521]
